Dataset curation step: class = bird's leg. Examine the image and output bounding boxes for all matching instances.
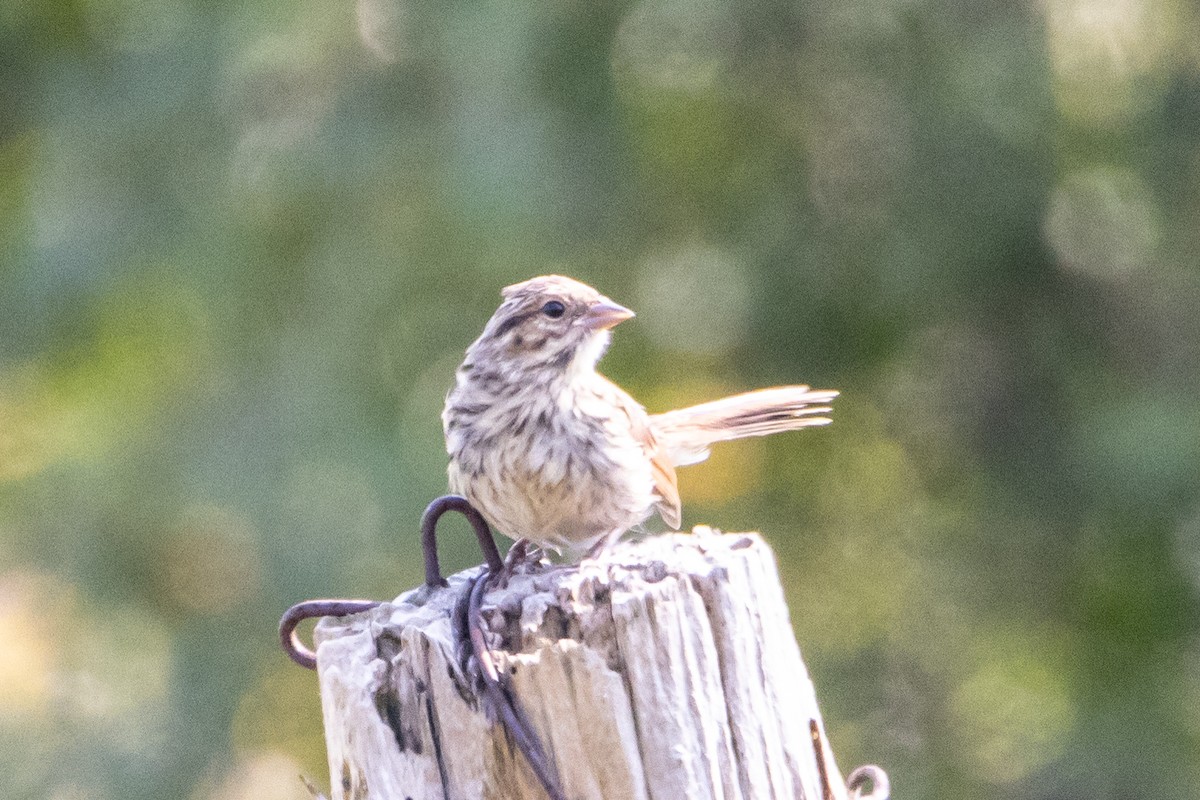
[499,539,555,585]
[505,538,532,569]
[582,528,624,562]
[493,538,534,587]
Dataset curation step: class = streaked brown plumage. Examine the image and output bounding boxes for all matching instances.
[442,275,837,559]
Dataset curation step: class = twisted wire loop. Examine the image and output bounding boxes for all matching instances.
[810,719,891,800]
[279,494,502,669]
[423,496,562,797]
[277,494,560,799]
[461,567,565,800]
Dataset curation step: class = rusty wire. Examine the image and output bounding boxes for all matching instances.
[811,718,891,800]
[463,567,565,800]
[279,599,382,669]
[280,495,885,800]
[421,494,503,586]
[277,493,561,800]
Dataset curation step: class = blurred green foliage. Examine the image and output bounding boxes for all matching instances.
[2,0,1199,797]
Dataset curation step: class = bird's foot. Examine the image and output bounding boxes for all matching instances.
[493,539,549,587]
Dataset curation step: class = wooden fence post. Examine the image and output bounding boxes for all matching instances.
[311,526,879,800]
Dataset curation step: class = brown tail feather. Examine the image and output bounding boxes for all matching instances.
[649,385,838,466]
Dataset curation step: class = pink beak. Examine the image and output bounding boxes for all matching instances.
[582,300,635,331]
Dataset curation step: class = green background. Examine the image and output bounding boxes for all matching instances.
[3,0,1199,797]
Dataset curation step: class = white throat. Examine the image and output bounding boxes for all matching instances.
[567,331,611,381]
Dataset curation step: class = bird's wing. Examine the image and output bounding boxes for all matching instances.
[641,420,682,529]
[606,380,681,529]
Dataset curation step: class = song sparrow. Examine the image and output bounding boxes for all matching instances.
[442,275,838,559]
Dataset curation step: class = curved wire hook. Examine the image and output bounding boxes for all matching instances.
[422,494,503,587]
[811,718,891,800]
[280,494,504,668]
[279,599,382,669]
[847,764,890,800]
[276,495,559,798]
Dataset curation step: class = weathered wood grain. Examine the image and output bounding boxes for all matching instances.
[314,527,849,800]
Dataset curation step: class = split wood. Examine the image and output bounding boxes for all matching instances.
[308,527,888,800]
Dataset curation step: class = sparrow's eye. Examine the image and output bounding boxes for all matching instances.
[541,300,566,319]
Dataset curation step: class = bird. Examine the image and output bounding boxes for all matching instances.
[442,275,838,560]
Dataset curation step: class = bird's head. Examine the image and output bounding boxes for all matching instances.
[468,275,634,378]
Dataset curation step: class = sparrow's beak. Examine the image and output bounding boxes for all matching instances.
[583,300,635,331]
